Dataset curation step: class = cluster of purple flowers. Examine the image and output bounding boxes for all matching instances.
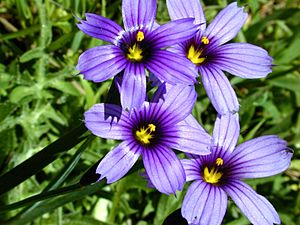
[76,0,292,224]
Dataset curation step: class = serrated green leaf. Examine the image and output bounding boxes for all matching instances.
[43,105,68,125]
[20,47,44,63]
[48,80,80,96]
[9,86,36,103]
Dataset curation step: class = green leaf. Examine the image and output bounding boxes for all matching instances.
[0,124,87,195]
[276,31,300,64]
[0,128,15,164]
[47,80,80,96]
[279,213,296,225]
[9,86,36,103]
[268,74,300,93]
[0,25,40,41]
[19,47,44,63]
[224,217,249,225]
[62,216,113,225]
[3,181,106,225]
[71,31,85,53]
[0,136,94,213]
[154,192,184,225]
[0,103,16,123]
[16,0,32,20]
[47,32,74,52]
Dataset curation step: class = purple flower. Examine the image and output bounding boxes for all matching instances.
[84,84,211,195]
[77,0,199,110]
[181,113,293,225]
[166,0,273,114]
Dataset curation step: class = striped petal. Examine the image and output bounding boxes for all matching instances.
[213,43,273,78]
[170,124,211,155]
[142,145,185,195]
[77,13,123,43]
[159,84,197,126]
[182,180,227,225]
[122,0,156,31]
[76,45,127,82]
[166,0,206,29]
[179,114,208,132]
[212,113,240,152]
[228,135,293,178]
[224,180,280,225]
[96,140,142,183]
[206,2,248,46]
[148,18,198,48]
[146,50,197,85]
[120,63,146,110]
[199,66,239,115]
[181,159,201,182]
[84,103,130,140]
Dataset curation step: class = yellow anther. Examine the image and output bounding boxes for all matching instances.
[136,124,156,144]
[203,167,223,184]
[148,124,156,132]
[127,43,143,61]
[216,158,224,166]
[187,45,206,65]
[136,31,145,42]
[201,36,209,45]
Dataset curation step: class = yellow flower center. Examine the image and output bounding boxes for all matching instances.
[136,124,156,144]
[203,158,223,184]
[187,36,209,65]
[127,44,143,61]
[127,31,145,62]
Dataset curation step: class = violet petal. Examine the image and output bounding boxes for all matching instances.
[142,145,185,195]
[84,103,130,140]
[224,180,280,225]
[96,140,142,183]
[199,66,239,114]
[229,135,292,178]
[182,180,227,225]
[213,43,273,78]
[77,13,123,43]
[120,63,146,110]
[206,2,247,46]
[76,45,127,82]
[122,0,156,31]
[212,113,240,152]
[166,0,206,29]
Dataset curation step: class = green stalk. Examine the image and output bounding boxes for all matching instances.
[108,178,126,224]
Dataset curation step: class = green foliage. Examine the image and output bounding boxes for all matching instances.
[0,0,299,224]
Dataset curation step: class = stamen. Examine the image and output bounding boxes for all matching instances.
[136,124,156,144]
[127,44,143,61]
[187,45,206,65]
[203,167,223,184]
[201,36,209,45]
[216,158,223,166]
[136,31,145,42]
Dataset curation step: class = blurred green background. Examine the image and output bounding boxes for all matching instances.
[0,0,299,224]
